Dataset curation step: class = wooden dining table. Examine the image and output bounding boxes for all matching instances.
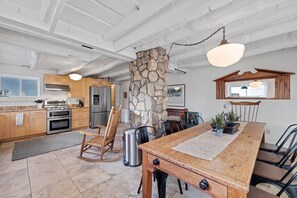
[138,121,266,198]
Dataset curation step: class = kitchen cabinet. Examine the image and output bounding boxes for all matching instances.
[68,78,85,98]
[29,110,46,135]
[44,74,70,85]
[72,107,89,129]
[10,111,30,138]
[0,112,11,140]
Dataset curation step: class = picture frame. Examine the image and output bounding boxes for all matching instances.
[167,84,185,107]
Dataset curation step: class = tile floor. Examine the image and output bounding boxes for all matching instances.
[0,123,210,198]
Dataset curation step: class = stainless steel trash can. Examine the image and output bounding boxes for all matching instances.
[123,128,142,167]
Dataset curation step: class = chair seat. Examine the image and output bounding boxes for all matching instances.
[260,142,287,153]
[86,135,105,146]
[248,185,277,198]
[253,161,297,185]
[257,150,291,166]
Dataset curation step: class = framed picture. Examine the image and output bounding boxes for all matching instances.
[167,84,185,107]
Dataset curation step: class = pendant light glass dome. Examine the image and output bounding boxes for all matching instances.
[207,39,245,67]
[69,73,82,81]
[249,80,262,88]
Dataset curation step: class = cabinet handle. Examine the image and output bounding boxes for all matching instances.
[153,158,160,165]
[199,179,209,190]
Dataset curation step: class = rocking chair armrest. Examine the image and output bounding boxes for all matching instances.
[79,130,99,136]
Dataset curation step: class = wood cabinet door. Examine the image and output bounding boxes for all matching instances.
[68,78,85,98]
[44,74,60,84]
[0,112,11,140]
[59,76,70,85]
[72,108,89,129]
[10,112,30,138]
[29,111,46,135]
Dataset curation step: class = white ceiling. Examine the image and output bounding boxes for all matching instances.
[0,0,296,81]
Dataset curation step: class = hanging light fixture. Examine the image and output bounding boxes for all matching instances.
[241,85,248,90]
[249,80,262,88]
[168,26,245,67]
[69,73,82,81]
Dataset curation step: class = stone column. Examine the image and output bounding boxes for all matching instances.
[129,47,168,136]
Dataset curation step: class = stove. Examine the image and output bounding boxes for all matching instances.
[44,100,72,134]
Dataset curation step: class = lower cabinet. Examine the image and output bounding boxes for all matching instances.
[0,112,11,140]
[0,110,46,142]
[10,111,30,138]
[72,108,89,129]
[29,110,46,135]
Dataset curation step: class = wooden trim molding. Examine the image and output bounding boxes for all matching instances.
[214,68,295,100]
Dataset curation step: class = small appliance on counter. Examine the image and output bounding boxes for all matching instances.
[78,99,84,107]
[44,99,72,134]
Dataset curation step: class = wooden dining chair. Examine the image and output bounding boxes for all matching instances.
[230,101,261,122]
[79,106,122,160]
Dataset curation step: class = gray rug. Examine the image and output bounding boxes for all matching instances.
[12,131,92,161]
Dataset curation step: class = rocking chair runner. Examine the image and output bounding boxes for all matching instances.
[79,106,122,160]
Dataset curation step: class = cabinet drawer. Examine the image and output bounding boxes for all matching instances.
[30,110,46,116]
[10,111,30,117]
[72,108,89,113]
[72,120,88,129]
[72,113,88,120]
[147,153,227,198]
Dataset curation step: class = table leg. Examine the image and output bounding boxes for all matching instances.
[228,187,247,198]
[142,151,152,198]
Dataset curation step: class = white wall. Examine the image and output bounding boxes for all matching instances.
[168,47,297,144]
[0,64,69,106]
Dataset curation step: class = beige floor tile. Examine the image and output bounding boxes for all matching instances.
[27,152,57,167]
[28,159,63,178]
[0,168,31,197]
[112,166,142,194]
[98,160,130,175]
[32,179,80,198]
[0,158,27,175]
[72,166,111,192]
[82,178,133,198]
[29,167,70,193]
[63,158,97,177]
[71,194,83,198]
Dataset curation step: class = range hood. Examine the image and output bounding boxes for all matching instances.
[44,84,70,91]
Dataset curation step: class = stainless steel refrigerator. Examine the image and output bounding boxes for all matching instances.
[89,86,111,128]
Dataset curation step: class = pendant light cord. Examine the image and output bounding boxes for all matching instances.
[168,26,225,57]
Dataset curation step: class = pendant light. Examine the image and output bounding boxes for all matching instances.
[249,80,262,88]
[168,26,245,67]
[69,73,82,81]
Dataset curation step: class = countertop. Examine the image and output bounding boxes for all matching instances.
[0,106,45,113]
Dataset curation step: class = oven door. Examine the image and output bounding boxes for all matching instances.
[47,117,72,134]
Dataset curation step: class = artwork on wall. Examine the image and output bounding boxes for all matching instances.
[167,84,185,107]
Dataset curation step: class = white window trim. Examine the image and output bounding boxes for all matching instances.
[0,74,40,97]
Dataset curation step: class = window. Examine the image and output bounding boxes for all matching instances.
[225,79,275,98]
[0,75,40,97]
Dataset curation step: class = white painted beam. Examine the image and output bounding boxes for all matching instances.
[48,0,68,32]
[137,0,289,51]
[103,0,173,41]
[82,60,125,76]
[114,0,212,51]
[57,61,87,75]
[100,69,129,78]
[113,75,131,82]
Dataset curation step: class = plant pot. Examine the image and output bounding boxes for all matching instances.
[223,123,240,134]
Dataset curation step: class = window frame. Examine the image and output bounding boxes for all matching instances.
[0,74,40,97]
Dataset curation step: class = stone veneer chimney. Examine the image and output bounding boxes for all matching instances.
[129,47,168,136]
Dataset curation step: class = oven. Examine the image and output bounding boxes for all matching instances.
[46,109,72,134]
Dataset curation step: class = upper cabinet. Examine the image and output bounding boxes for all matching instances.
[214,68,295,100]
[44,74,70,85]
[68,78,85,98]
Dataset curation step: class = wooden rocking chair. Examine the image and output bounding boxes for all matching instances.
[79,106,122,160]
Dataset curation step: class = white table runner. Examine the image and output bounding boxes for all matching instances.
[172,122,247,161]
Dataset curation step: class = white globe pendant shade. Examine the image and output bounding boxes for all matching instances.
[207,43,245,67]
[249,81,262,88]
[69,73,82,81]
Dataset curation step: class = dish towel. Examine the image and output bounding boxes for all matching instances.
[16,113,23,126]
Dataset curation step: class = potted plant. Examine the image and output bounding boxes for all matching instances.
[224,111,240,134]
[211,112,225,137]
